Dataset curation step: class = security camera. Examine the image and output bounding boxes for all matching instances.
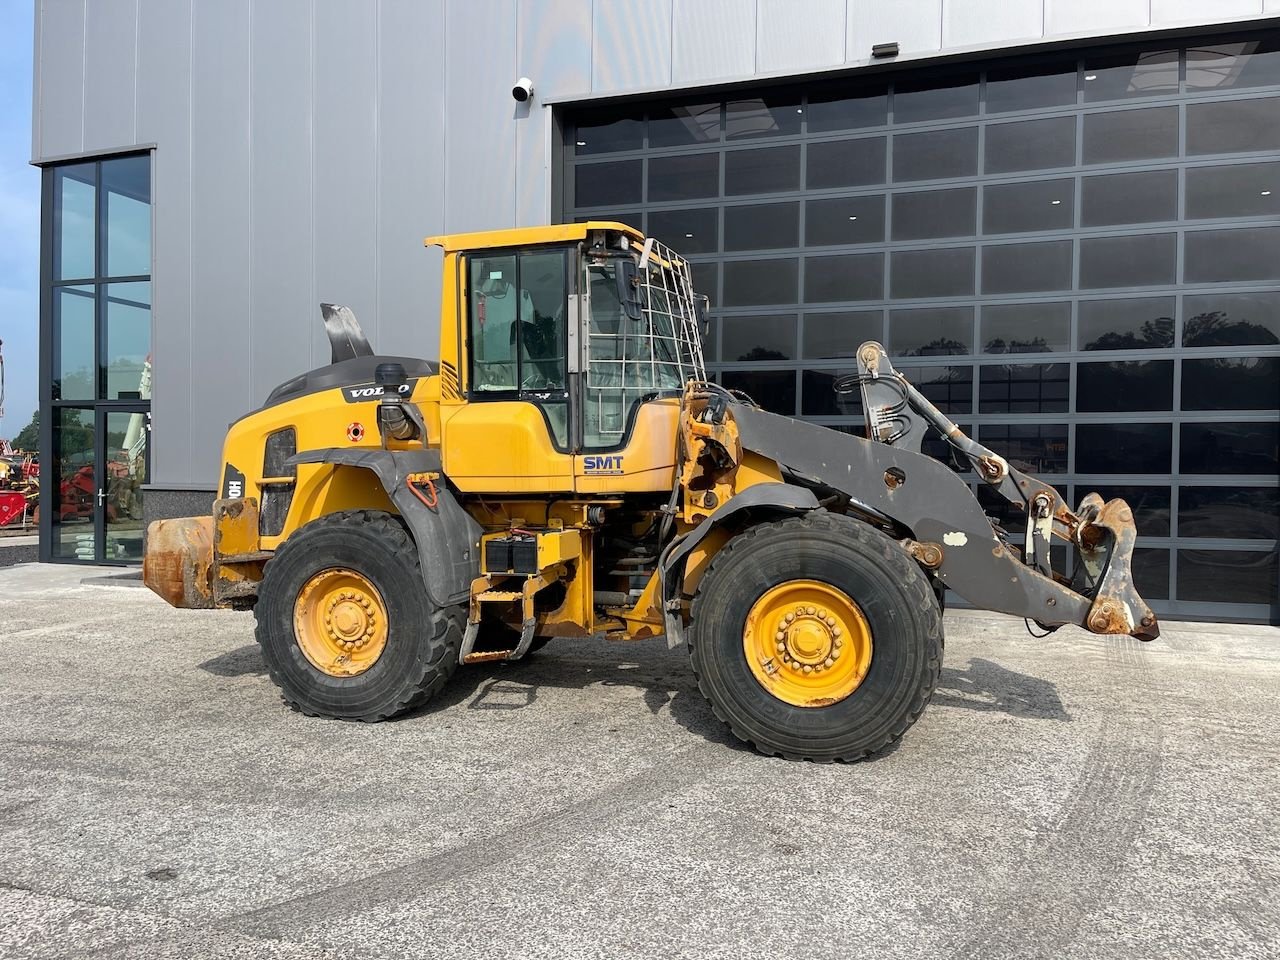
[512,77,534,103]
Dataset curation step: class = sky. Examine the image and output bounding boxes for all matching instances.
[0,0,37,441]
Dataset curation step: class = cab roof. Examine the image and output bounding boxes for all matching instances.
[424,220,643,253]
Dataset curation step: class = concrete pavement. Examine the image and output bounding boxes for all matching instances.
[1,562,1278,959]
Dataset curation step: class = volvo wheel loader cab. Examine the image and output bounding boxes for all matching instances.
[144,221,1159,761]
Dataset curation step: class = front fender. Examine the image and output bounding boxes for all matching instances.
[657,483,820,649]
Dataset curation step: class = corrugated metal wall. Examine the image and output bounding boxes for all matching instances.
[31,0,1280,486]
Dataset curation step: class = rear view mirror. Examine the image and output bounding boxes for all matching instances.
[695,294,710,337]
[615,259,644,322]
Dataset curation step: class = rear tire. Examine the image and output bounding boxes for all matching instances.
[255,510,463,720]
[687,511,942,761]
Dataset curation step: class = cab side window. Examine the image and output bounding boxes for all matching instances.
[467,249,570,445]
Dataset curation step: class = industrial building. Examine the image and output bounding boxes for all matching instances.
[31,0,1279,623]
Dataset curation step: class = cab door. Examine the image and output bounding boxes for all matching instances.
[441,247,577,494]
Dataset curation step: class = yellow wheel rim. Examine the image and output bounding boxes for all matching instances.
[743,579,873,708]
[293,568,389,678]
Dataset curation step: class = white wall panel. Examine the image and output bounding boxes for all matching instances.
[1045,0,1149,36]
[517,0,592,227]
[444,0,518,233]
[757,0,846,74]
[248,0,314,405]
[518,0,592,100]
[848,0,942,62]
[592,0,672,92]
[1152,1,1264,23]
[944,0,1042,49]
[82,0,137,150]
[36,0,85,157]
[188,0,251,483]
[312,1,378,366]
[135,0,191,486]
[377,0,447,360]
[672,0,755,83]
[1266,0,1280,13]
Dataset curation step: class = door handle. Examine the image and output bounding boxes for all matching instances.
[97,488,106,507]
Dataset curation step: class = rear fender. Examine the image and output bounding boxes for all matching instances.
[289,448,481,607]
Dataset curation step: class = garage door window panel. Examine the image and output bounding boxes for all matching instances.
[1180,487,1280,540]
[1082,170,1179,227]
[724,202,799,252]
[1076,423,1172,474]
[725,145,800,196]
[1077,360,1174,412]
[1186,162,1280,220]
[802,310,884,360]
[979,363,1070,414]
[1180,422,1278,474]
[723,258,798,306]
[983,179,1074,234]
[805,195,886,247]
[1079,234,1176,289]
[649,153,720,202]
[1185,227,1280,283]
[806,137,887,189]
[721,314,797,362]
[982,241,1073,295]
[575,160,642,208]
[1182,357,1280,411]
[1186,97,1280,156]
[891,247,975,299]
[892,188,976,241]
[1182,292,1280,347]
[1177,550,1278,605]
[1084,107,1179,164]
[806,83,889,133]
[893,128,978,182]
[648,207,719,254]
[981,302,1071,354]
[1079,298,1175,350]
[889,307,973,357]
[978,423,1068,474]
[805,252,884,303]
[985,117,1076,174]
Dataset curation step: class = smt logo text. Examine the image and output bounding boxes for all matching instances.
[583,455,624,475]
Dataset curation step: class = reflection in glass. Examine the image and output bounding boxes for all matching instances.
[648,208,718,254]
[1186,97,1280,155]
[891,188,976,241]
[104,409,148,560]
[1182,357,1280,411]
[723,258,798,306]
[890,247,974,299]
[1177,549,1278,605]
[54,285,95,402]
[1179,487,1279,540]
[720,314,797,361]
[1086,486,1171,537]
[982,241,1073,294]
[1077,360,1174,412]
[720,370,795,414]
[1185,227,1280,283]
[649,153,719,201]
[983,179,1073,234]
[649,102,720,147]
[979,423,1067,473]
[572,112,643,155]
[806,83,888,132]
[806,137,886,189]
[986,62,1077,113]
[1084,107,1179,164]
[724,202,799,252]
[1082,170,1178,227]
[1180,422,1278,475]
[978,363,1069,413]
[1082,49,1178,102]
[102,156,151,278]
[984,117,1075,174]
[104,282,151,401]
[1186,162,1280,219]
[1076,423,1172,474]
[1131,549,1170,600]
[690,262,718,304]
[805,195,885,246]
[54,164,95,281]
[726,93,802,140]
[1078,298,1175,350]
[893,128,978,182]
[889,307,972,356]
[893,75,978,123]
[1182,292,1280,347]
[53,407,96,560]
[1185,39,1280,91]
[725,145,799,196]
[1079,233,1176,288]
[575,160,642,207]
[981,302,1071,354]
[805,253,884,303]
[895,365,973,414]
[802,311,883,359]
[801,369,862,416]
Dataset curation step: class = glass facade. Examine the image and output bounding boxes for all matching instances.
[566,34,1280,621]
[43,154,152,563]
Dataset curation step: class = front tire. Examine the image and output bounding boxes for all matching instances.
[254,510,462,720]
[687,511,942,761]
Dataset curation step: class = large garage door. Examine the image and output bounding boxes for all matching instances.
[563,33,1280,624]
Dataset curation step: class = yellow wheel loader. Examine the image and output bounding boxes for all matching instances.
[144,222,1158,761]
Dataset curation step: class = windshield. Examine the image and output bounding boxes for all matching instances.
[582,243,706,449]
